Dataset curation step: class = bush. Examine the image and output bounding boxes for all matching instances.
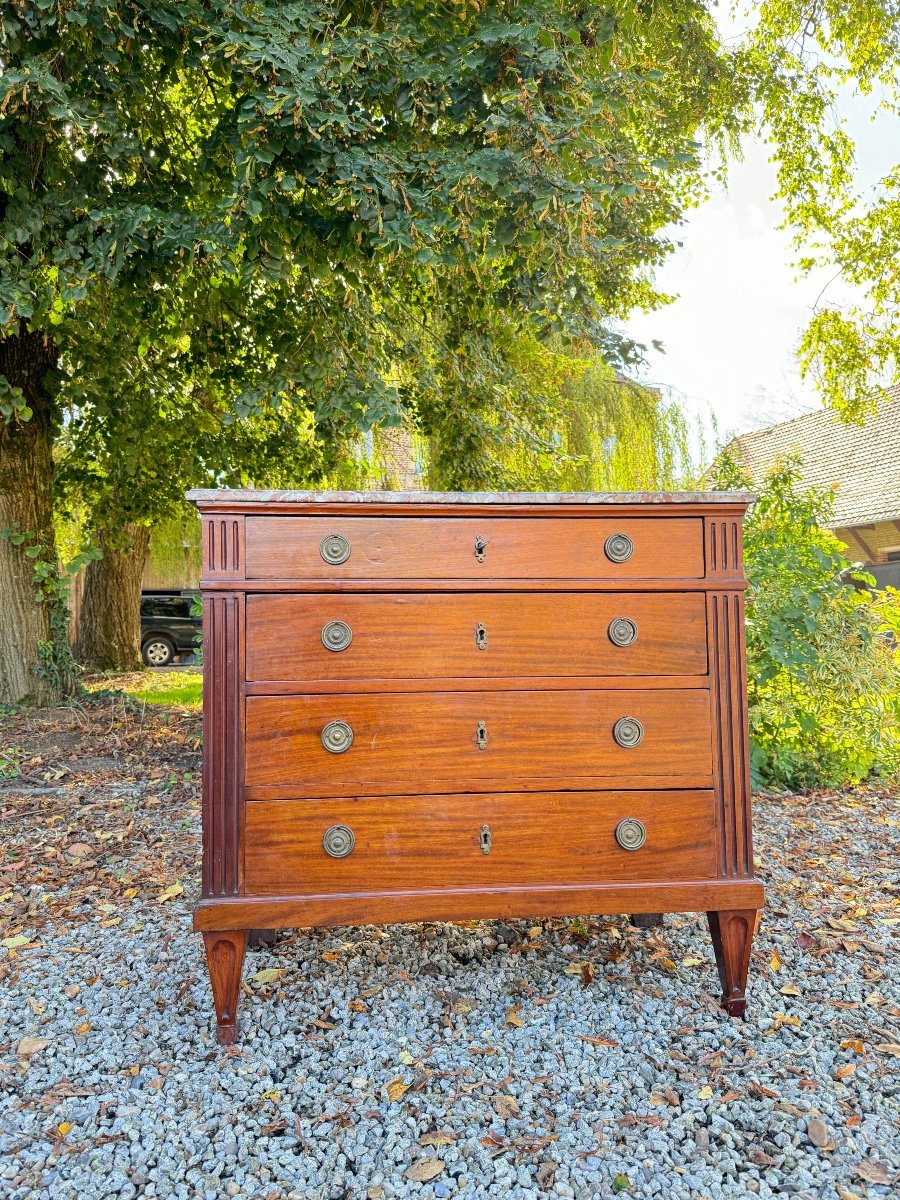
[715,453,900,789]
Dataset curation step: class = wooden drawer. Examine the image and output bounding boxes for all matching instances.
[244,516,703,580]
[244,689,712,798]
[245,592,707,682]
[243,790,718,894]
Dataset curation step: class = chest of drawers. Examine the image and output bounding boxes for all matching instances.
[188,489,763,1044]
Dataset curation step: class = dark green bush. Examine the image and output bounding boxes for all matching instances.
[715,453,900,789]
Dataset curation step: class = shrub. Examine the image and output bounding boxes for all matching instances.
[715,452,900,789]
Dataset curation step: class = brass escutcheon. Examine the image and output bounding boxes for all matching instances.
[480,824,492,854]
[612,716,644,749]
[608,617,638,647]
[475,720,489,750]
[319,533,351,565]
[475,622,488,650]
[474,534,487,563]
[615,817,646,851]
[321,720,353,754]
[604,532,634,563]
[323,824,355,858]
[321,619,352,652]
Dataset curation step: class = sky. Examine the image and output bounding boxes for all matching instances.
[621,19,894,449]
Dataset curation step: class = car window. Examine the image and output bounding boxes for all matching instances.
[141,597,194,618]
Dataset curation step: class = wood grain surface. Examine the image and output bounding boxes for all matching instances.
[244,516,704,580]
[244,688,713,797]
[245,592,707,681]
[243,789,717,894]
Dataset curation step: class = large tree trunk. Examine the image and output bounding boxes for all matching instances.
[74,525,151,672]
[0,326,64,705]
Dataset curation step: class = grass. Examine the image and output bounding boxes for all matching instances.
[86,670,203,708]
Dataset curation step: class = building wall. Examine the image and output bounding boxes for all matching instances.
[834,519,900,565]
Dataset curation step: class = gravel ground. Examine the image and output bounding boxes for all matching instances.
[1,698,899,1200]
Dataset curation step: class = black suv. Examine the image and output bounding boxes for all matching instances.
[140,591,201,667]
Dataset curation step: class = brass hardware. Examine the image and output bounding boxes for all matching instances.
[321,720,353,754]
[320,533,351,565]
[323,824,355,858]
[604,532,634,563]
[321,619,352,652]
[612,716,644,748]
[475,622,488,650]
[608,617,638,647]
[476,720,489,750]
[474,534,487,563]
[480,824,492,854]
[615,817,646,851]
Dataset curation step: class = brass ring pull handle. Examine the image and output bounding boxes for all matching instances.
[475,720,489,750]
[321,619,352,652]
[323,824,355,858]
[612,716,644,748]
[321,720,353,753]
[608,617,638,647]
[320,533,351,565]
[475,622,488,650]
[474,534,487,563]
[480,824,492,854]
[604,532,634,563]
[615,817,646,851]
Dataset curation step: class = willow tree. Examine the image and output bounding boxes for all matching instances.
[1,1,736,701]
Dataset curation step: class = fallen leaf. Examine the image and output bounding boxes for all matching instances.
[260,1089,281,1102]
[751,1147,777,1166]
[67,843,93,858]
[874,1043,900,1057]
[807,1119,830,1148]
[853,1161,893,1185]
[404,1158,444,1183]
[834,1064,856,1080]
[251,968,286,985]
[505,1005,523,1028]
[845,1114,861,1128]
[769,947,782,971]
[579,1035,618,1047]
[386,1077,411,1102]
[580,962,595,985]
[612,1174,630,1193]
[123,887,137,899]
[840,1038,865,1055]
[27,997,45,1015]
[17,1037,49,1056]
[697,1086,713,1100]
[682,956,704,967]
[156,882,183,902]
[536,1161,557,1190]
[2,934,31,949]
[398,1050,417,1065]
[57,1122,72,1138]
[74,1021,91,1034]
[779,983,802,996]
[773,1012,801,1028]
[492,1094,520,1120]
[260,1119,287,1135]
[418,1131,456,1147]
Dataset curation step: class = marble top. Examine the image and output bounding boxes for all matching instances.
[187,489,754,505]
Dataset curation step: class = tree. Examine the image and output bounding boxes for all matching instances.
[1,1,734,701]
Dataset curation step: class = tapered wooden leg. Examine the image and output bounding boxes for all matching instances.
[630,912,664,929]
[707,909,757,1017]
[202,930,247,1045]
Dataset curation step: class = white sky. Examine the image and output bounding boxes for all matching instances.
[621,18,894,449]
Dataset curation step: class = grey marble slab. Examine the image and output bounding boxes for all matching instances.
[186,488,754,505]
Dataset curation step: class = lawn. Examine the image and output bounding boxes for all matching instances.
[85,669,203,709]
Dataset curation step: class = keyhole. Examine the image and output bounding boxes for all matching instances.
[475,623,487,650]
[474,534,487,563]
[476,721,488,750]
[480,824,492,854]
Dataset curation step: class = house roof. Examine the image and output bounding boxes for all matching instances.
[730,386,900,529]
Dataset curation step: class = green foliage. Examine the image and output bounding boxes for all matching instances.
[714,451,900,789]
[746,1,900,414]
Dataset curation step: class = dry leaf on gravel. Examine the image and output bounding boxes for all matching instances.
[853,1161,894,1185]
[17,1036,50,1056]
[252,968,286,985]
[492,1094,520,1120]
[874,1043,900,1056]
[404,1158,444,1182]
[386,1077,411,1102]
[418,1131,456,1147]
[156,882,183,902]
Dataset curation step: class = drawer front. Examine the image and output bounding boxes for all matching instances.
[244,689,712,797]
[243,790,718,894]
[244,516,703,580]
[245,592,708,681]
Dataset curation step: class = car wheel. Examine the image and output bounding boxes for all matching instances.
[142,636,176,668]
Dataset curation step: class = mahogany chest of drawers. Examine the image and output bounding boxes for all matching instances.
[187,489,763,1044]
